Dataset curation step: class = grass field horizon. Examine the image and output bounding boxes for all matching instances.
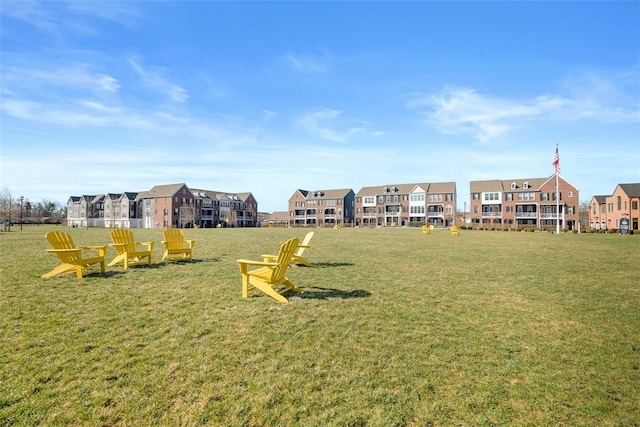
[1,225,639,426]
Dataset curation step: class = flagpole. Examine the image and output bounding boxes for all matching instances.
[554,144,560,234]
[556,170,560,234]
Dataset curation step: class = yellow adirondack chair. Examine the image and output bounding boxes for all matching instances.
[262,231,314,266]
[108,229,154,269]
[237,237,303,303]
[42,231,106,279]
[422,224,435,234]
[162,228,195,261]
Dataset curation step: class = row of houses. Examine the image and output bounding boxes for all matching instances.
[589,183,640,231]
[282,175,581,229]
[67,183,258,228]
[66,178,639,232]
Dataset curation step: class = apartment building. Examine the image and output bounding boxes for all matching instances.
[469,175,579,229]
[589,183,640,231]
[67,183,258,228]
[354,182,457,227]
[289,188,355,227]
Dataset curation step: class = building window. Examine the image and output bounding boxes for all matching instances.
[633,201,638,210]
[518,192,535,201]
[446,193,452,201]
[472,193,480,200]
[617,196,622,210]
[511,182,516,190]
[541,193,549,201]
[568,191,573,198]
[473,206,478,213]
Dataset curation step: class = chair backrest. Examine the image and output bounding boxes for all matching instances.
[163,228,185,249]
[270,237,299,284]
[110,229,135,254]
[295,232,314,256]
[46,231,80,263]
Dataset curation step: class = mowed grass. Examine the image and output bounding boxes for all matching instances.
[1,226,639,426]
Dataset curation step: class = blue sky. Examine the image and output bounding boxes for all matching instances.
[1,1,639,212]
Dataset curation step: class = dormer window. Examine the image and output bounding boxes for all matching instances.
[510,182,516,190]
[523,181,529,189]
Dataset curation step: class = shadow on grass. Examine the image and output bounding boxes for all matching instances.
[76,258,222,278]
[296,286,371,300]
[304,262,355,268]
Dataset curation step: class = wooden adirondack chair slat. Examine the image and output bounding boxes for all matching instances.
[162,228,195,261]
[108,229,154,269]
[42,231,106,279]
[237,237,302,303]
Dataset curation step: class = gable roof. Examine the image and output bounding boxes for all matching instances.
[356,182,432,197]
[618,183,640,197]
[592,195,608,204]
[305,188,354,199]
[143,183,189,198]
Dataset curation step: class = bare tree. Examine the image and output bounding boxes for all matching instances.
[0,188,13,231]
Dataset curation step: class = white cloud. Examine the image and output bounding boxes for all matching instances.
[409,71,640,142]
[128,57,189,103]
[3,65,120,93]
[408,87,567,142]
[282,51,329,74]
[295,109,372,142]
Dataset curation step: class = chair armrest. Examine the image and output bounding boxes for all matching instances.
[261,254,277,262]
[46,248,82,254]
[135,241,155,250]
[82,246,107,255]
[237,259,276,267]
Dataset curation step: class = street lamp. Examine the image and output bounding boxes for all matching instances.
[19,196,24,231]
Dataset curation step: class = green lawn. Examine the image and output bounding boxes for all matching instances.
[1,226,639,426]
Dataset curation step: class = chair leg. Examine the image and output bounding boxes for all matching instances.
[41,263,75,279]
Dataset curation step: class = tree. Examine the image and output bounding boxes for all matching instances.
[0,188,13,231]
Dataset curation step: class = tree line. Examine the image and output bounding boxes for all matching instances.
[0,188,66,231]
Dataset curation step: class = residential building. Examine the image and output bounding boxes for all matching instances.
[469,175,579,229]
[589,183,640,231]
[354,182,457,227]
[67,194,104,228]
[289,188,355,227]
[67,183,258,229]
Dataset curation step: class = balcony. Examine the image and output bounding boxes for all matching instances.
[540,212,563,219]
[515,211,537,218]
[481,211,502,218]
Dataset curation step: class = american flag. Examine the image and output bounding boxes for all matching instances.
[553,145,561,175]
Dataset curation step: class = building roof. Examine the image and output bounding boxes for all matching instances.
[592,195,608,203]
[144,183,189,198]
[470,176,566,193]
[356,182,454,197]
[305,188,354,199]
[618,183,640,197]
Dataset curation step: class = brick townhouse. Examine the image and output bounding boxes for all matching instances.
[469,175,579,229]
[589,183,640,231]
[67,183,258,228]
[288,188,355,227]
[354,182,457,227]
